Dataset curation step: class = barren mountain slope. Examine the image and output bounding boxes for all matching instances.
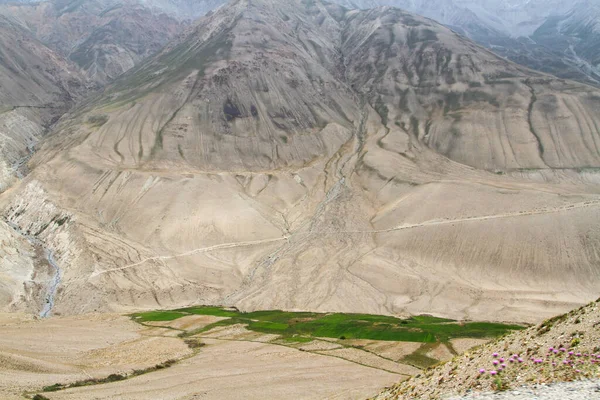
[0,16,87,313]
[139,0,227,18]
[0,0,185,84]
[2,0,600,321]
[0,14,85,192]
[532,0,600,83]
[337,0,600,86]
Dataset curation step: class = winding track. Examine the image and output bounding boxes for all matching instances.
[88,199,600,278]
[89,236,290,278]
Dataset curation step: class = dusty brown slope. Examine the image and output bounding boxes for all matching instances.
[374,298,600,399]
[1,0,600,321]
[0,313,398,400]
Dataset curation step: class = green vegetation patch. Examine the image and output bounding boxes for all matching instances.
[176,306,239,318]
[40,360,177,394]
[402,343,441,369]
[131,310,187,322]
[282,336,314,343]
[132,306,523,344]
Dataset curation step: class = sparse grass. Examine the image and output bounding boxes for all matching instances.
[493,376,509,391]
[132,306,523,344]
[86,115,108,128]
[131,310,187,322]
[175,306,239,318]
[282,336,314,343]
[0,105,15,115]
[40,360,177,394]
[402,343,441,369]
[183,338,205,349]
[42,374,126,392]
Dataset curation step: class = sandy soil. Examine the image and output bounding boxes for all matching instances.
[0,314,190,399]
[425,343,455,362]
[450,338,489,354]
[316,347,420,376]
[42,338,400,400]
[147,314,227,331]
[298,339,343,351]
[0,314,408,400]
[346,340,422,362]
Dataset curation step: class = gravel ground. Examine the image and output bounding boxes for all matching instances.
[447,379,600,399]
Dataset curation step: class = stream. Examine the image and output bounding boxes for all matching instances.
[39,248,61,318]
[6,221,62,318]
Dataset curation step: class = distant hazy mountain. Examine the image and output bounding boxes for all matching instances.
[103,0,600,85]
[0,0,185,84]
[333,0,600,85]
[0,14,85,192]
[139,0,226,18]
[532,0,600,82]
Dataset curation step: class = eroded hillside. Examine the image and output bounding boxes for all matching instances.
[0,14,85,193]
[1,0,600,321]
[0,0,185,84]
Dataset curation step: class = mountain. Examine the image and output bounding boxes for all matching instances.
[0,0,185,84]
[68,0,599,85]
[1,0,600,322]
[375,297,600,399]
[0,14,88,311]
[335,0,600,86]
[139,0,227,18]
[532,0,600,83]
[0,13,85,192]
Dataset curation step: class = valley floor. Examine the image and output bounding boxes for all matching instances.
[0,308,513,400]
[0,313,397,400]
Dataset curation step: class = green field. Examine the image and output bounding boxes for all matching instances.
[131,306,523,343]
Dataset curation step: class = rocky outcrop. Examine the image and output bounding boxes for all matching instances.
[375,298,600,399]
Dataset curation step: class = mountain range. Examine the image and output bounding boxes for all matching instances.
[0,0,598,323]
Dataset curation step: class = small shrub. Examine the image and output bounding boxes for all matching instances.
[184,339,206,349]
[87,115,108,127]
[42,384,63,392]
[571,338,581,347]
[105,374,126,382]
[33,395,50,400]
